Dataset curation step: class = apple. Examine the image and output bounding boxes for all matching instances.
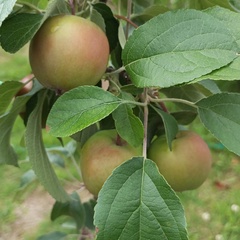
[80,129,142,196]
[148,130,212,192]
[16,73,34,96]
[29,15,109,92]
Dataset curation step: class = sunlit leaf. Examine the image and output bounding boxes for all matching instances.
[95,157,188,240]
[122,9,238,88]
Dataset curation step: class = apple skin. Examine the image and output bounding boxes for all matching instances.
[80,129,142,196]
[29,15,109,91]
[16,73,34,96]
[148,130,212,192]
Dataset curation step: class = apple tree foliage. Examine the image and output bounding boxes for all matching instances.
[1,0,240,239]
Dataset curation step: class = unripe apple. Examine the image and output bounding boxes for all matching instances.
[80,129,142,196]
[16,73,34,96]
[148,130,212,192]
[29,15,109,91]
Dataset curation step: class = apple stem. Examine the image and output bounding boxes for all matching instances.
[116,134,124,146]
[142,89,149,159]
[69,0,76,15]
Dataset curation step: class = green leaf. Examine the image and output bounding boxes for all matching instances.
[195,80,221,96]
[83,200,96,230]
[189,0,236,10]
[193,7,240,82]
[94,157,188,240]
[0,13,43,53]
[37,231,67,240]
[112,104,144,147]
[0,81,23,115]
[122,9,238,88]
[0,0,17,27]
[150,106,178,150]
[51,192,85,230]
[43,0,69,21]
[25,89,69,202]
[171,111,197,125]
[161,84,206,111]
[47,86,123,137]
[0,93,34,166]
[196,93,240,156]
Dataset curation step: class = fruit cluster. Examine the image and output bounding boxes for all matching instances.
[28,14,212,196]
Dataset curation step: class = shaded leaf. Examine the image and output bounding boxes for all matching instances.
[122,9,238,88]
[25,90,69,202]
[37,231,67,240]
[51,192,85,230]
[112,104,144,147]
[93,3,119,52]
[0,81,22,115]
[196,93,240,156]
[47,86,123,137]
[171,111,197,125]
[189,0,236,10]
[150,106,178,150]
[94,157,188,240]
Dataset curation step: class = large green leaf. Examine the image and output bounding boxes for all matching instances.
[196,93,240,156]
[122,9,238,88]
[94,157,188,240]
[194,7,240,81]
[0,0,17,27]
[47,86,124,137]
[112,104,144,147]
[0,13,43,53]
[25,89,69,202]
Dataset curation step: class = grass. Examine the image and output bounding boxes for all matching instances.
[1,46,240,240]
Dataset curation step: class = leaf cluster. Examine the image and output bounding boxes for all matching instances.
[1,0,240,239]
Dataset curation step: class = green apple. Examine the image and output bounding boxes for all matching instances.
[148,130,212,192]
[80,129,142,196]
[29,15,109,92]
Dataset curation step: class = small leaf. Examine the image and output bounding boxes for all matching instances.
[0,95,33,166]
[0,81,23,115]
[47,86,123,137]
[195,80,221,95]
[94,157,188,240]
[196,92,240,156]
[122,9,238,88]
[83,200,96,230]
[25,89,69,202]
[37,231,67,240]
[112,104,144,147]
[0,0,17,27]
[42,0,69,22]
[150,106,178,150]
[51,192,85,230]
[171,111,197,125]
[0,13,43,53]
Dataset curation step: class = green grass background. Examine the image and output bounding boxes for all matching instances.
[0,46,240,240]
